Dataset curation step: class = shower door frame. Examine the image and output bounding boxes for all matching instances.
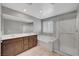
[55,11,79,56]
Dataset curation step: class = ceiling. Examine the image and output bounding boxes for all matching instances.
[2,3,79,19]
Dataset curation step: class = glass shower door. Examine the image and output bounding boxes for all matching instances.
[59,18,78,56]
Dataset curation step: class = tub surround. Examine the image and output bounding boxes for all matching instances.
[38,34,56,43]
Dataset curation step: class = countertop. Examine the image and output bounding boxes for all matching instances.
[1,33,37,40]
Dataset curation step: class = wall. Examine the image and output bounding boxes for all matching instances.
[33,20,41,34]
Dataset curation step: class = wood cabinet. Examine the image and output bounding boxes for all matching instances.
[28,35,37,49]
[23,37,28,51]
[1,38,23,56]
[1,43,14,56]
[33,35,37,47]
[0,41,1,56]
[13,38,23,55]
[1,35,37,56]
[28,36,34,49]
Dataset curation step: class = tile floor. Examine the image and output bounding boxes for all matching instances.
[17,46,63,56]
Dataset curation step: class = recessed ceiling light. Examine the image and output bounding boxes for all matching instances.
[40,10,42,13]
[24,9,27,12]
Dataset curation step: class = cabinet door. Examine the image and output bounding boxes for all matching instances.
[23,37,28,51]
[13,38,23,55]
[1,43,14,56]
[28,35,37,49]
[1,38,23,56]
[28,36,34,49]
[33,35,37,46]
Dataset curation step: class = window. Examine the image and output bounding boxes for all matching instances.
[43,20,53,33]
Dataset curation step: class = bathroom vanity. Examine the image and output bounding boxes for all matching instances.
[1,33,37,56]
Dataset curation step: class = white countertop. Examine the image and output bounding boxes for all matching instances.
[1,33,37,40]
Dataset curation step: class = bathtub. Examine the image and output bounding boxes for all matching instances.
[37,34,56,51]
